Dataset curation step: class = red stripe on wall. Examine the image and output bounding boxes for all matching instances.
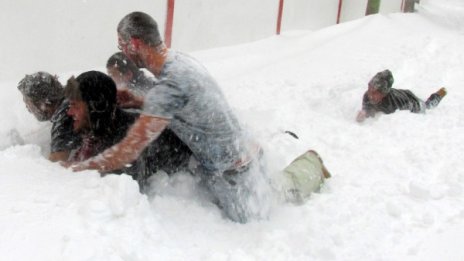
[165,0,175,48]
[276,0,284,35]
[337,0,343,24]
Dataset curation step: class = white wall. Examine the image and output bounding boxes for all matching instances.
[340,0,404,21]
[340,0,369,22]
[0,0,408,82]
[0,0,165,82]
[171,0,278,52]
[379,0,403,14]
[281,0,340,31]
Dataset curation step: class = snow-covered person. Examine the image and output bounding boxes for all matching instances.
[69,12,271,223]
[106,52,156,108]
[356,69,447,123]
[64,70,191,189]
[17,72,81,162]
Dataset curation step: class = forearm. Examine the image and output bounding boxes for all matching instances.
[72,115,168,172]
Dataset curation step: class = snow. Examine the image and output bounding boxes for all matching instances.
[1,0,464,260]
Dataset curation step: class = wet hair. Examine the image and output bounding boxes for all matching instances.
[117,11,162,46]
[17,72,63,104]
[106,52,141,78]
[64,71,117,136]
[63,76,82,102]
[369,69,394,94]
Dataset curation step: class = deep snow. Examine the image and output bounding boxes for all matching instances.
[1,0,464,260]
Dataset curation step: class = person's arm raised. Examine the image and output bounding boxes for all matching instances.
[70,114,169,173]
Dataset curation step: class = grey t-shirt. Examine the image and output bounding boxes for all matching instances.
[143,50,246,172]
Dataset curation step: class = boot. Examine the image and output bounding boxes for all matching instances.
[425,87,447,109]
[308,150,331,179]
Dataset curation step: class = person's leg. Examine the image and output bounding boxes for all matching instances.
[202,159,272,223]
[425,87,447,109]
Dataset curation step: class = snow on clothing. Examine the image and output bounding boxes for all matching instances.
[50,99,81,153]
[127,72,156,96]
[144,51,247,173]
[362,88,426,117]
[143,50,271,223]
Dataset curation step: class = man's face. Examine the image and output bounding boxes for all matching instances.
[67,99,90,133]
[22,95,54,121]
[118,33,145,68]
[367,85,386,104]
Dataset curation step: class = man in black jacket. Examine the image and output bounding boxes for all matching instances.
[356,69,447,123]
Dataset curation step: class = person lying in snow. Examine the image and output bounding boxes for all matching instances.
[63,70,191,190]
[356,69,447,123]
[17,72,81,162]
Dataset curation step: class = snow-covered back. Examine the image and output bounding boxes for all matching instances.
[1,0,464,260]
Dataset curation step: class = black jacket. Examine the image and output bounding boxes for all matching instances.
[362,88,424,117]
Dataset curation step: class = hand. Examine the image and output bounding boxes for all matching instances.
[117,88,143,109]
[356,110,367,123]
[70,162,89,172]
[60,161,73,168]
[60,159,96,172]
[59,160,87,171]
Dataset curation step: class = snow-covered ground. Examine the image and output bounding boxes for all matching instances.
[1,0,464,260]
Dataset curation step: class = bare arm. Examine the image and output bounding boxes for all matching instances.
[70,114,169,172]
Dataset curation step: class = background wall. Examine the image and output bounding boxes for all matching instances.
[0,0,165,82]
[0,0,406,82]
[340,0,369,22]
[171,0,278,52]
[281,0,340,31]
[379,0,404,14]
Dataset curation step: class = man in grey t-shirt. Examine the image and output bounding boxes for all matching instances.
[71,12,270,223]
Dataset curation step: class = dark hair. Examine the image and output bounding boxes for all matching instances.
[17,72,63,104]
[64,71,117,136]
[106,52,141,77]
[117,11,162,46]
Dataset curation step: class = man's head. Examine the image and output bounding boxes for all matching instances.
[117,11,163,67]
[106,52,140,88]
[367,70,394,104]
[64,71,117,135]
[17,72,63,121]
